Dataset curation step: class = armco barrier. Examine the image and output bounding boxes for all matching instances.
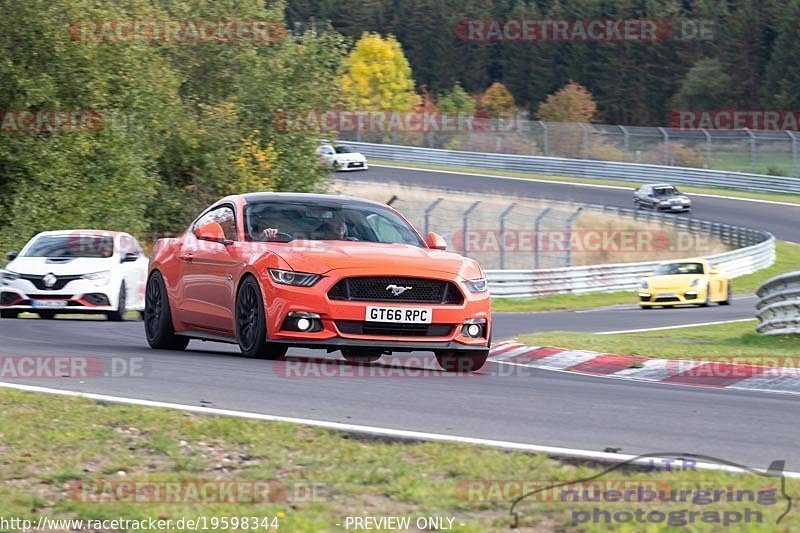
[756,272,800,335]
[486,235,774,298]
[340,141,800,195]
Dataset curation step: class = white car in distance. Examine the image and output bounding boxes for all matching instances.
[316,143,369,171]
[0,230,148,320]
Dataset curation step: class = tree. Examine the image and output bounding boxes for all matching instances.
[438,83,476,115]
[0,0,348,252]
[339,32,420,111]
[671,59,733,109]
[536,81,597,123]
[763,0,800,108]
[480,82,515,118]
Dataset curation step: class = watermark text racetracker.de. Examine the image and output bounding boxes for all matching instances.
[69,19,285,44]
[71,479,329,504]
[273,355,532,379]
[449,229,719,255]
[273,109,490,134]
[668,109,800,131]
[0,356,149,379]
[456,18,715,42]
[0,109,104,134]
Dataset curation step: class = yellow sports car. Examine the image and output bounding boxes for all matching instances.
[638,259,732,308]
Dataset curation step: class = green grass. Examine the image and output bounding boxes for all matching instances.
[519,320,799,362]
[711,152,797,177]
[370,158,800,206]
[493,292,632,313]
[731,241,800,294]
[1,388,797,531]
[492,241,800,313]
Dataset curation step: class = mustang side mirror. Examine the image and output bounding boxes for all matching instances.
[6,251,18,261]
[710,268,719,275]
[195,222,231,245]
[426,232,447,250]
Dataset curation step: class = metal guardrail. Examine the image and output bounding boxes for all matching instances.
[487,235,774,299]
[341,141,800,195]
[756,272,800,335]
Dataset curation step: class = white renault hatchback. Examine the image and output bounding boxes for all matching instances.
[316,143,369,171]
[0,230,148,320]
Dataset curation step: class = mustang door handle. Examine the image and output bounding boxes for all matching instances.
[178,253,194,262]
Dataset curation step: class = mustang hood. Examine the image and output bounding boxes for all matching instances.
[275,241,479,279]
[647,274,704,290]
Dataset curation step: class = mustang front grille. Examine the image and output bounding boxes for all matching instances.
[328,277,463,304]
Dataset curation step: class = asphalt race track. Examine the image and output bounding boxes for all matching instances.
[492,294,759,338]
[1,167,798,472]
[362,165,800,243]
[1,316,798,470]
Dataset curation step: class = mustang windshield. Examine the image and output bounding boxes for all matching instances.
[245,202,424,247]
[654,262,705,275]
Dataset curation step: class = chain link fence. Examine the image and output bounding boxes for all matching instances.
[385,195,583,270]
[338,119,800,177]
[333,180,733,271]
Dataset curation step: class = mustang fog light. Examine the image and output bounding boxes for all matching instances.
[462,318,487,338]
[283,312,322,332]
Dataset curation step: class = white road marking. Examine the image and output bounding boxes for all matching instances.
[2,380,798,477]
[613,359,702,381]
[534,349,599,370]
[372,164,800,208]
[595,318,756,335]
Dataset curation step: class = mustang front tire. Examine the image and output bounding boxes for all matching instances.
[236,277,288,360]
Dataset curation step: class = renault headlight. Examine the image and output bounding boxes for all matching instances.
[83,270,112,286]
[690,278,700,287]
[268,269,321,287]
[1,270,20,285]
[640,280,649,289]
[465,278,489,293]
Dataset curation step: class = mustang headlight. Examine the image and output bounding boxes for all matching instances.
[268,269,321,287]
[640,280,649,289]
[83,271,112,286]
[465,278,489,293]
[690,278,700,287]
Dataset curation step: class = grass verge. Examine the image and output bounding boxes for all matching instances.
[518,320,798,362]
[370,159,800,206]
[1,388,797,531]
[492,241,800,313]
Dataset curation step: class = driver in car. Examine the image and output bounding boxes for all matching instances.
[262,212,350,241]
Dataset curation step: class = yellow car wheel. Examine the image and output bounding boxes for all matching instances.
[720,283,732,306]
[701,284,711,307]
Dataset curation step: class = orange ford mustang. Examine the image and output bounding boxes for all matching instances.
[144,193,492,371]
